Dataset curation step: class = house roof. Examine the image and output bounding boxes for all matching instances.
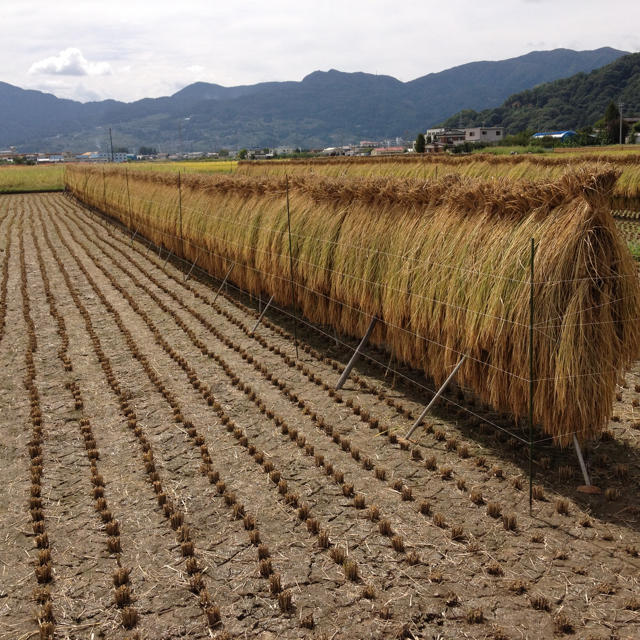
[531,130,577,138]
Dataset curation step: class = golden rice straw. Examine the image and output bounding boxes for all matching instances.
[65,163,640,446]
[238,153,640,208]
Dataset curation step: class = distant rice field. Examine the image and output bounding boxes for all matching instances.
[127,160,237,174]
[0,164,64,192]
[0,161,236,193]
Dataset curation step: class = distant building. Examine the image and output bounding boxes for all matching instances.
[465,127,503,143]
[431,129,466,146]
[76,151,128,163]
[321,146,353,156]
[36,155,64,163]
[531,131,577,141]
[370,146,405,156]
[425,128,444,141]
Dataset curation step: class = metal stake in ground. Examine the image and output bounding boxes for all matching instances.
[250,294,275,335]
[336,316,378,390]
[184,251,199,282]
[573,434,595,488]
[405,355,467,440]
[529,238,535,513]
[213,261,235,303]
[162,248,173,270]
[286,175,299,360]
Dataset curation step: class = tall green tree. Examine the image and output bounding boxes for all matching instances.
[414,133,426,153]
[604,101,628,143]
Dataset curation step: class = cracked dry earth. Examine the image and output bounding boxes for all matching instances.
[0,192,639,640]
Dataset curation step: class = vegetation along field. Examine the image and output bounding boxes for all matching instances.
[0,160,236,195]
[0,165,64,193]
[1,159,640,639]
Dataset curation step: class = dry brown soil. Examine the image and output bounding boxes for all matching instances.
[0,193,639,640]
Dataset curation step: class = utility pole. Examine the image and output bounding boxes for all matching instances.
[619,102,624,145]
[109,128,114,162]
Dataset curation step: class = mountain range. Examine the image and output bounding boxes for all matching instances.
[0,47,628,152]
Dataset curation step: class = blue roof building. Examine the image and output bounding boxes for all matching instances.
[531,130,577,141]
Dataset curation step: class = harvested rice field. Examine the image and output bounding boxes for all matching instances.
[1,192,640,640]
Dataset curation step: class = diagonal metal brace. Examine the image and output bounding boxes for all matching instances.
[250,294,274,335]
[336,316,378,390]
[184,252,199,282]
[213,262,235,303]
[405,355,467,440]
[573,434,592,487]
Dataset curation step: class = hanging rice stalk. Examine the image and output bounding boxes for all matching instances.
[65,164,640,446]
[238,153,640,209]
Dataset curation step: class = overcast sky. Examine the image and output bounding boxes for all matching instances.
[2,0,638,103]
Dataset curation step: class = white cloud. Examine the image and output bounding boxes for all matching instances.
[187,65,205,74]
[28,48,112,77]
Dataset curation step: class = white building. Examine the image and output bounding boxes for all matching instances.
[465,127,504,143]
[425,128,445,142]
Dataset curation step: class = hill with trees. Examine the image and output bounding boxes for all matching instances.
[442,52,640,137]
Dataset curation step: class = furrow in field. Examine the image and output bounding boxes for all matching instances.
[17,216,55,639]
[27,207,141,637]
[0,208,37,640]
[35,204,218,638]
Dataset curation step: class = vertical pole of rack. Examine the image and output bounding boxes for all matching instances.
[83,168,89,203]
[102,166,107,213]
[178,170,184,259]
[125,166,133,233]
[529,237,535,514]
[286,175,299,360]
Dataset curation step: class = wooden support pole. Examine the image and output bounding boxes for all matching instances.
[336,316,377,390]
[405,355,467,440]
[250,294,275,335]
[213,262,235,303]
